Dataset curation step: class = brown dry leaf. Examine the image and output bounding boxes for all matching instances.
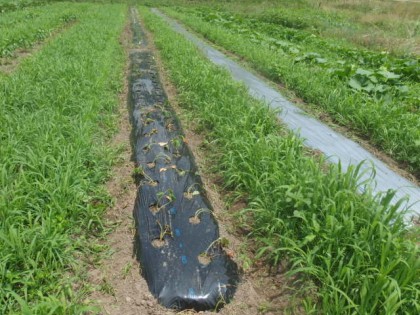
[159,165,176,173]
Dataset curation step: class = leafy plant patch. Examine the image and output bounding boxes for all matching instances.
[165,6,420,174]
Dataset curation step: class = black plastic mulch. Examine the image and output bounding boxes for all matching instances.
[129,10,239,311]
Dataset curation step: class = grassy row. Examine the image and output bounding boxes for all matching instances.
[141,0,420,55]
[249,5,420,53]
[0,3,126,313]
[161,7,420,177]
[193,0,420,55]
[0,2,82,58]
[0,0,48,13]
[189,7,419,83]
[140,6,419,314]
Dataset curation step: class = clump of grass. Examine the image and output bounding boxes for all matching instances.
[0,3,126,313]
[140,7,419,313]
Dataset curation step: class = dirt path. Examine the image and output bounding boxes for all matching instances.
[86,8,296,315]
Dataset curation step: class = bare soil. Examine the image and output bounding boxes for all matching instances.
[86,9,300,315]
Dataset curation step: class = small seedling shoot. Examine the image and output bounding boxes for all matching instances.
[198,252,211,266]
[198,237,230,264]
[184,183,200,200]
[144,140,169,152]
[165,122,176,131]
[189,207,212,225]
[153,152,171,164]
[176,168,187,176]
[170,135,185,153]
[133,165,155,184]
[144,117,154,125]
[205,237,229,254]
[150,189,176,214]
[155,102,171,118]
[144,128,158,137]
[152,220,173,248]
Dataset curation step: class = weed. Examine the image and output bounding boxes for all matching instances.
[121,262,132,279]
[99,278,115,297]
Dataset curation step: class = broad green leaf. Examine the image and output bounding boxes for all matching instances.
[377,70,400,80]
[349,77,362,91]
[355,68,373,76]
[396,85,409,93]
[362,83,375,93]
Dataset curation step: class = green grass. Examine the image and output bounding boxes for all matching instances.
[160,6,420,177]
[0,3,126,313]
[0,0,48,13]
[309,0,420,54]
[0,2,81,58]
[140,6,419,314]
[149,0,420,55]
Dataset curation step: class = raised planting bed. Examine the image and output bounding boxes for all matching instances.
[129,10,239,311]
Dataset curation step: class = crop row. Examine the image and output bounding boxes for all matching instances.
[204,0,420,55]
[194,8,419,83]
[0,0,48,13]
[0,3,126,313]
[0,2,80,58]
[140,6,419,314]
[163,7,420,176]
